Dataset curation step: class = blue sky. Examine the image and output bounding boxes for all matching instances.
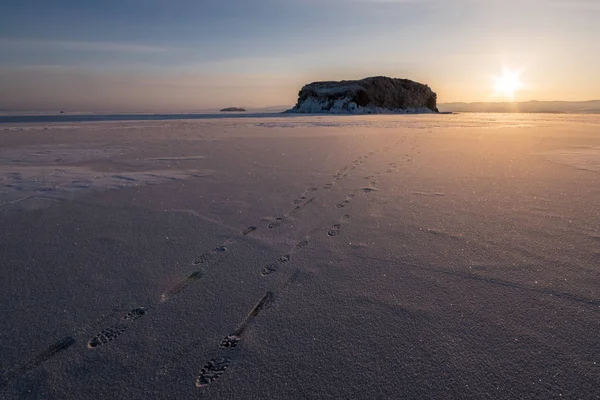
[1,0,599,111]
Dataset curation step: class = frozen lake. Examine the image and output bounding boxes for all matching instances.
[1,113,599,399]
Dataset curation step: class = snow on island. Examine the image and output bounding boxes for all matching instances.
[286,76,438,114]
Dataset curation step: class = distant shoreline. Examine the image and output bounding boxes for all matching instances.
[0,111,447,124]
[438,100,600,114]
[1,110,599,124]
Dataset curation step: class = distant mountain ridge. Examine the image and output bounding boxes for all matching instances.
[438,100,600,114]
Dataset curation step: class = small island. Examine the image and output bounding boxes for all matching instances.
[220,107,246,112]
[286,76,438,114]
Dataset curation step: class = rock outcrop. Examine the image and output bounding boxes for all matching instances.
[220,107,246,112]
[286,76,438,114]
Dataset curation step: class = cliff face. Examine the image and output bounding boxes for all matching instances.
[287,76,438,114]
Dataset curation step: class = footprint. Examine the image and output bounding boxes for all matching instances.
[88,308,146,348]
[328,224,342,237]
[261,254,291,276]
[268,217,284,229]
[198,292,274,387]
[161,270,204,302]
[261,262,279,276]
[221,292,274,343]
[220,335,240,349]
[196,357,231,388]
[193,253,212,265]
[123,308,146,321]
[88,327,126,348]
[195,227,254,263]
[336,194,354,208]
[296,240,309,249]
[241,226,257,235]
[361,187,379,193]
[292,195,308,205]
[336,200,350,208]
[206,292,273,388]
[0,336,75,387]
[324,183,333,190]
[2,336,77,386]
[193,246,227,265]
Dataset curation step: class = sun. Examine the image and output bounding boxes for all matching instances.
[493,68,523,99]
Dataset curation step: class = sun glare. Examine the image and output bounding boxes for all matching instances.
[493,68,523,99]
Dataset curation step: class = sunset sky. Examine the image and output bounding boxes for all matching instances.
[1,0,598,112]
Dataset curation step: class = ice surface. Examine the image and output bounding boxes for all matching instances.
[1,113,599,399]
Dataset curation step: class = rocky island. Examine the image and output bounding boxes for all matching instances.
[220,107,246,112]
[286,76,438,114]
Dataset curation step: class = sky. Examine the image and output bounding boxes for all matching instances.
[0,0,599,112]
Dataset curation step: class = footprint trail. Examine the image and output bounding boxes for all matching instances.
[196,292,274,388]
